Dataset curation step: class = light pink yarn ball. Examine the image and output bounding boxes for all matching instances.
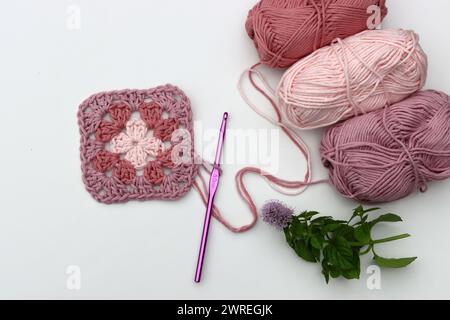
[277,29,428,129]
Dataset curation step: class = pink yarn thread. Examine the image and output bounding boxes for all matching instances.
[321,90,450,202]
[246,0,387,68]
[278,29,428,129]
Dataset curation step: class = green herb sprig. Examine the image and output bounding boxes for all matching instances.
[282,205,416,283]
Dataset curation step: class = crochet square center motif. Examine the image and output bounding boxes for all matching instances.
[78,85,197,204]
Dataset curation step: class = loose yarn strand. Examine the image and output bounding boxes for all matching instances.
[238,63,321,196]
[194,162,257,233]
[238,63,279,126]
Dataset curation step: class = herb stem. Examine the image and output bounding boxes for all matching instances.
[372,233,411,244]
[359,245,372,256]
[350,234,411,247]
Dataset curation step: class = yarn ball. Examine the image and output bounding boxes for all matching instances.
[320,90,450,203]
[246,0,388,68]
[277,29,428,130]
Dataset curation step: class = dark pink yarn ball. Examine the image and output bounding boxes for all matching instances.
[245,0,388,68]
[321,90,450,203]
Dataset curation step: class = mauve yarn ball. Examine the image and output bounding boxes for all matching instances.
[320,90,450,203]
[246,0,388,68]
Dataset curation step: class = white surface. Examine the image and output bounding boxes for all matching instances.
[0,0,450,300]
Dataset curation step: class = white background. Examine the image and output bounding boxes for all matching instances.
[0,0,449,300]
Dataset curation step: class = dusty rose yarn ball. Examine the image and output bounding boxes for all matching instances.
[320,90,450,203]
[246,0,388,68]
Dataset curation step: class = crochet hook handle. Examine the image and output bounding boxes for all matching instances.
[195,112,228,283]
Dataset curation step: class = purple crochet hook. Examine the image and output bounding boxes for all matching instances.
[195,112,229,283]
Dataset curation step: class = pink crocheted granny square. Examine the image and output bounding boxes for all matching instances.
[78,84,198,204]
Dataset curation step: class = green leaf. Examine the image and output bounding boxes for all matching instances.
[299,211,320,220]
[354,224,371,244]
[311,216,334,227]
[311,216,332,223]
[334,224,355,239]
[293,239,317,263]
[335,236,353,256]
[291,219,307,240]
[323,246,337,266]
[350,206,380,223]
[370,214,403,227]
[324,237,355,270]
[353,215,369,226]
[342,268,360,280]
[329,267,341,279]
[335,237,354,264]
[312,247,321,262]
[321,261,330,284]
[311,236,324,250]
[361,207,381,214]
[284,228,294,248]
[323,223,342,233]
[343,251,361,279]
[374,255,417,268]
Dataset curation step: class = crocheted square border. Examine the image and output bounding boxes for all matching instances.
[78,84,198,204]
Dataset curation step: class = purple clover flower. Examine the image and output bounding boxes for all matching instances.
[261,200,294,230]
